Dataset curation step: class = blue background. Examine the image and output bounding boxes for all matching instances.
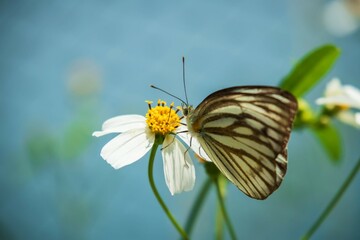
[1,1,359,239]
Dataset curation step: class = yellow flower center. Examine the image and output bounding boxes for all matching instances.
[145,100,181,136]
[336,104,350,111]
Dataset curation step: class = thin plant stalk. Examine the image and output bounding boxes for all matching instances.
[148,138,189,240]
[302,157,360,240]
[215,177,238,240]
[215,201,225,240]
[184,177,212,236]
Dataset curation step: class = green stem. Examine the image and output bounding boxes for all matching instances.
[184,177,212,236]
[148,138,189,240]
[302,157,360,240]
[215,192,225,240]
[215,177,238,240]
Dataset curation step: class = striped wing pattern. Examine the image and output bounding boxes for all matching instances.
[187,86,297,199]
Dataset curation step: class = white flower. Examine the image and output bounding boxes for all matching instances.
[322,0,359,37]
[93,100,205,195]
[316,78,360,128]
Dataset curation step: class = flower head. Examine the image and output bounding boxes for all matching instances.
[145,100,180,135]
[316,78,360,128]
[93,100,195,195]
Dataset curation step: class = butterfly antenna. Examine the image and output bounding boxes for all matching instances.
[150,85,187,106]
[182,56,189,106]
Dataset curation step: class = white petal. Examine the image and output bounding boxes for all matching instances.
[317,78,360,108]
[337,111,360,129]
[316,95,359,107]
[162,136,195,195]
[177,131,212,162]
[342,85,360,109]
[356,113,360,125]
[325,78,342,97]
[100,127,154,169]
[93,115,146,137]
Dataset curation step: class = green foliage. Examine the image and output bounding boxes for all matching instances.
[280,45,340,97]
[61,120,93,160]
[293,99,342,162]
[25,118,94,168]
[204,162,221,180]
[215,175,228,240]
[310,123,342,162]
[278,44,343,162]
[26,129,58,169]
[293,99,316,129]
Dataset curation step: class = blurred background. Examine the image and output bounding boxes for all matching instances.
[1,0,359,239]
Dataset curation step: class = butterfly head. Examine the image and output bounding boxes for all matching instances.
[181,103,200,134]
[181,103,194,117]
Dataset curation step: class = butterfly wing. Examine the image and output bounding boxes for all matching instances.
[187,86,297,199]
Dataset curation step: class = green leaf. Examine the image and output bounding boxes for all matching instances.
[310,124,342,162]
[280,44,340,97]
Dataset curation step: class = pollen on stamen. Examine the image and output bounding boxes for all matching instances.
[167,102,175,121]
[145,99,181,136]
[145,100,153,110]
[337,105,350,111]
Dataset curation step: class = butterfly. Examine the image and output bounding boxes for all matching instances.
[183,86,298,200]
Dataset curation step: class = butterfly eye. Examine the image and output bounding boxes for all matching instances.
[182,105,193,116]
[180,103,189,116]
